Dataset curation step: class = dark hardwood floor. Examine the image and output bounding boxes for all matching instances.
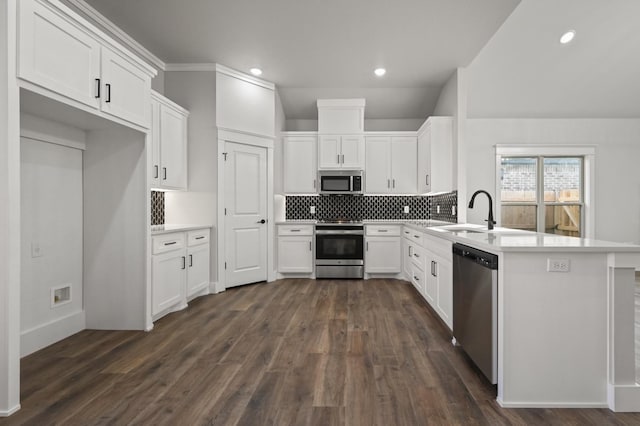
[2,279,639,425]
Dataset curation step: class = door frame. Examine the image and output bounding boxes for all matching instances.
[217,129,275,291]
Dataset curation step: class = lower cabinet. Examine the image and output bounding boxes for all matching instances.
[365,225,401,274]
[402,226,453,330]
[277,225,314,274]
[151,228,210,320]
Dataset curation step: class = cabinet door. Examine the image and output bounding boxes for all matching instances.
[150,98,161,187]
[429,118,453,193]
[340,135,365,169]
[152,250,186,316]
[284,136,317,193]
[365,237,401,273]
[318,135,341,169]
[19,0,101,110]
[100,47,151,128]
[365,137,391,193]
[278,236,314,273]
[424,257,437,306]
[187,244,210,297]
[417,122,431,193]
[402,238,413,280]
[435,256,453,330]
[391,136,417,194]
[159,105,188,190]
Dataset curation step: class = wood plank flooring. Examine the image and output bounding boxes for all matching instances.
[2,278,640,425]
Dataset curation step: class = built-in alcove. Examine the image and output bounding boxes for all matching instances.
[19,89,150,357]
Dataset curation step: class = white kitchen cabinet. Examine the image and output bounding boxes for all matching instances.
[150,91,189,190]
[18,0,154,129]
[283,134,317,193]
[318,135,365,169]
[433,255,453,329]
[151,228,210,320]
[417,117,453,193]
[317,99,365,134]
[365,135,417,193]
[365,225,401,274]
[277,225,314,274]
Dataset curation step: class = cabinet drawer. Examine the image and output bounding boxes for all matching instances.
[410,244,427,269]
[406,229,425,247]
[278,225,314,236]
[188,229,210,246]
[411,264,425,293]
[366,224,401,236]
[152,232,185,254]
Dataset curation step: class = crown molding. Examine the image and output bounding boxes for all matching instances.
[214,64,275,91]
[165,63,217,72]
[65,0,166,71]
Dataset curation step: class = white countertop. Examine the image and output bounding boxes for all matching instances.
[151,224,212,235]
[404,222,640,253]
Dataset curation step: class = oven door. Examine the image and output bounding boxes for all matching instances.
[315,232,364,264]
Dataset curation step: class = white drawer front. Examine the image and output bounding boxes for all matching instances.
[411,264,425,293]
[278,225,314,236]
[366,225,401,236]
[410,244,427,269]
[152,232,185,254]
[423,233,453,261]
[407,229,425,247]
[188,229,210,246]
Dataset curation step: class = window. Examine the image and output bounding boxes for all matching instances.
[498,152,589,238]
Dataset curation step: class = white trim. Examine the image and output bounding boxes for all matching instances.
[363,131,417,137]
[496,397,608,409]
[317,98,366,108]
[151,90,189,116]
[63,0,165,71]
[165,63,217,72]
[495,144,596,156]
[215,64,275,91]
[608,383,640,412]
[20,310,85,357]
[218,129,274,149]
[20,114,87,150]
[0,405,21,417]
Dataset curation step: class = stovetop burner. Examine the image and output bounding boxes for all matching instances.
[317,218,363,224]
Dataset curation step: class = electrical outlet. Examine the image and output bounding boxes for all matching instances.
[31,242,43,258]
[403,206,410,214]
[436,205,441,214]
[310,206,316,214]
[452,205,456,215]
[547,258,570,272]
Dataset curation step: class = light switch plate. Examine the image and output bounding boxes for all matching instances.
[403,206,410,214]
[310,206,316,214]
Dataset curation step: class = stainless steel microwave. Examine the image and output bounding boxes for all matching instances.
[318,170,363,195]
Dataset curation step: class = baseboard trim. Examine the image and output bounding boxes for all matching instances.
[608,383,640,412]
[0,404,21,417]
[21,310,86,357]
[497,397,608,409]
[209,281,225,294]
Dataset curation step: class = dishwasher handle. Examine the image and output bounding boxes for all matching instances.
[452,243,498,270]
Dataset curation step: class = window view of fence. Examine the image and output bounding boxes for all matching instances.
[500,157,583,237]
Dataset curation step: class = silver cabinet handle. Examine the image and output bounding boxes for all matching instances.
[404,230,409,234]
[392,179,395,188]
[290,229,301,232]
[313,179,316,189]
[414,276,419,281]
[387,179,390,188]
[189,254,193,267]
[366,242,369,251]
[378,229,388,233]
[181,256,186,270]
[414,235,420,239]
[426,174,430,186]
[195,236,205,240]
[164,241,177,246]
[309,241,312,251]
[409,246,413,257]
[433,261,438,277]
[337,154,340,164]
[414,253,420,258]
[341,154,344,164]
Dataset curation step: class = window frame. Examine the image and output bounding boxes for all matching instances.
[495,145,595,238]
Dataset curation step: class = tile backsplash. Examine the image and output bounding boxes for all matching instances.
[151,191,165,225]
[285,191,457,222]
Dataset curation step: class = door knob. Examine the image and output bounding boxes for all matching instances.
[257,219,266,224]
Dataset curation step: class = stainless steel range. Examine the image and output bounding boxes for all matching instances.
[315,219,364,279]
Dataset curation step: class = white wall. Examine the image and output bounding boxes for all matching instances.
[466,118,640,243]
[163,71,218,283]
[274,90,286,195]
[433,70,458,116]
[20,137,84,356]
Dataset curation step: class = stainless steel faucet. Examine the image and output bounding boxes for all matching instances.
[468,190,496,230]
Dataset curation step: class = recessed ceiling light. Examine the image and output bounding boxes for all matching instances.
[560,30,576,44]
[250,68,263,76]
[374,68,386,77]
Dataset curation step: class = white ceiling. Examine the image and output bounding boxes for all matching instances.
[467,0,640,118]
[83,0,520,120]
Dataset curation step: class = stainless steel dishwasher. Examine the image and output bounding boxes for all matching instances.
[452,243,498,384]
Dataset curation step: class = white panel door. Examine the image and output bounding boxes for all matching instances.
[284,136,317,193]
[100,48,151,128]
[318,135,341,169]
[340,135,365,169]
[150,98,161,187]
[365,137,390,193]
[187,244,210,297]
[159,105,187,190]
[417,122,432,193]
[19,0,101,109]
[225,142,268,287]
[391,136,418,194]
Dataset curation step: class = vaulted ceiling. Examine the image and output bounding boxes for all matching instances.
[82,0,520,120]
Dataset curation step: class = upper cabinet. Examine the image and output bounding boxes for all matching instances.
[151,91,189,190]
[417,117,454,193]
[317,99,365,134]
[365,135,417,194]
[283,133,317,194]
[18,0,155,129]
[318,135,365,169]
